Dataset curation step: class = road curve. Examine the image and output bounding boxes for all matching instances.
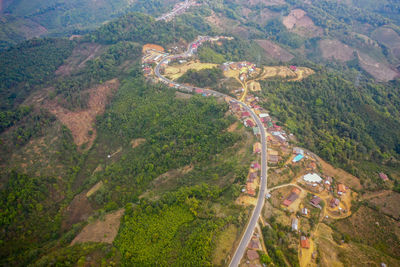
[153,39,268,267]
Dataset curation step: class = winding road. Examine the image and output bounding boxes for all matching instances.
[154,39,268,267]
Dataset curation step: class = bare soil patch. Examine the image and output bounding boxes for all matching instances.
[319,39,355,62]
[175,91,192,99]
[227,122,239,132]
[62,192,94,230]
[44,79,119,149]
[318,157,362,191]
[372,27,400,58]
[357,52,399,82]
[256,40,294,62]
[334,206,400,258]
[142,43,165,53]
[55,43,104,76]
[364,190,400,219]
[248,0,285,5]
[71,209,125,245]
[165,60,217,80]
[283,9,322,37]
[130,138,146,149]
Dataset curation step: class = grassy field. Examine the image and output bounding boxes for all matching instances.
[165,61,218,80]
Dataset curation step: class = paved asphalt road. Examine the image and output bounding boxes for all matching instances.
[154,39,268,267]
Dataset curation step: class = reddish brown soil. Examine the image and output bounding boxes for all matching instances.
[142,43,165,53]
[71,209,125,245]
[62,192,93,230]
[44,79,119,149]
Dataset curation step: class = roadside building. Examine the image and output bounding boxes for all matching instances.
[252,127,260,136]
[251,162,260,170]
[241,111,250,118]
[245,119,255,127]
[253,142,261,154]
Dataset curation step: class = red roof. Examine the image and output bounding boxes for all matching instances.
[247,188,256,196]
[251,162,260,169]
[195,89,203,93]
[300,237,310,248]
[290,65,297,71]
[379,172,389,181]
[283,199,292,206]
[246,120,255,127]
[241,111,250,118]
[310,197,321,206]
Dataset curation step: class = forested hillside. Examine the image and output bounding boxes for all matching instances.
[1,1,400,266]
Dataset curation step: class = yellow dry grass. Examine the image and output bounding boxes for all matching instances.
[258,66,314,81]
[212,224,238,266]
[164,61,218,80]
[86,181,103,198]
[299,238,316,267]
[236,195,257,206]
[248,81,261,91]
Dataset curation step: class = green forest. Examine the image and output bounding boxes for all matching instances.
[259,73,400,189]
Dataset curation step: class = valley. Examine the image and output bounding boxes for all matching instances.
[0,0,400,266]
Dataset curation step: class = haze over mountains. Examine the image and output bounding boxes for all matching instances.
[0,0,400,266]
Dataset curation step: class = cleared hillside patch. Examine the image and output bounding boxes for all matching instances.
[255,39,294,62]
[44,79,119,149]
[71,209,125,245]
[319,39,355,62]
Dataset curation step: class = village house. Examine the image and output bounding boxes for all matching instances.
[337,184,346,195]
[241,111,250,119]
[303,173,322,184]
[310,196,322,209]
[293,147,304,155]
[245,119,255,128]
[283,187,301,207]
[302,208,308,215]
[292,218,298,231]
[251,162,260,170]
[300,236,310,249]
[330,198,340,208]
[253,142,261,154]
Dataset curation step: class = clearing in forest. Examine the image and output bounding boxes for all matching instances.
[71,209,125,245]
[258,66,314,81]
[44,79,120,149]
[164,60,218,80]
